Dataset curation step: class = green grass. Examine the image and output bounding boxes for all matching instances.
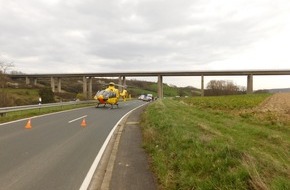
[141,95,290,190]
[1,88,40,105]
[180,94,272,110]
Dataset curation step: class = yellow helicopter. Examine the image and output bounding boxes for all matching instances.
[94,82,128,108]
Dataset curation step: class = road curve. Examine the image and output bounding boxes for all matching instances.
[0,100,147,190]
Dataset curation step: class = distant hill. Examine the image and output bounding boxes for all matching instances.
[268,88,290,93]
[256,88,290,93]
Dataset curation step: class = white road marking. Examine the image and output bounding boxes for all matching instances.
[68,115,87,123]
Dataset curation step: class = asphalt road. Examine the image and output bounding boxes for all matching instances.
[0,100,147,190]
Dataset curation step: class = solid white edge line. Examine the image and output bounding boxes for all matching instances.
[79,103,147,190]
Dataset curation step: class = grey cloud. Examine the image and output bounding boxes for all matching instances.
[0,0,289,74]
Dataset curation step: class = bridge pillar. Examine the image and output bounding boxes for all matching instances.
[88,77,93,99]
[83,76,87,99]
[157,75,163,98]
[51,77,55,92]
[57,77,62,92]
[122,76,126,87]
[201,75,204,97]
[247,74,253,94]
[118,76,122,91]
[33,78,37,86]
[25,77,30,85]
[118,76,126,91]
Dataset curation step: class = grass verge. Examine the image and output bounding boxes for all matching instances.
[0,103,95,124]
[141,95,290,190]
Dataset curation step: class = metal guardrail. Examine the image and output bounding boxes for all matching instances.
[0,100,97,116]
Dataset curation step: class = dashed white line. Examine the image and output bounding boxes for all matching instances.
[68,115,87,123]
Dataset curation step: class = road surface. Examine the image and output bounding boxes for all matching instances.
[0,100,146,190]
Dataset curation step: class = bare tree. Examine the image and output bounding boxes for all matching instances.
[0,57,15,106]
[206,80,245,96]
[0,57,14,74]
[0,57,14,87]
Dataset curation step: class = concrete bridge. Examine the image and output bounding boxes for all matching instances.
[9,70,290,98]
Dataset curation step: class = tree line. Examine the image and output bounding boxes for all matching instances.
[205,80,246,96]
[0,59,15,107]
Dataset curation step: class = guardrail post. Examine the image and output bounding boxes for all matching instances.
[38,103,42,112]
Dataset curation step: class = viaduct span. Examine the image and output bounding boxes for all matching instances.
[10,70,290,98]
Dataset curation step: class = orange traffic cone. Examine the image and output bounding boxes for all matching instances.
[25,119,32,129]
[81,118,87,127]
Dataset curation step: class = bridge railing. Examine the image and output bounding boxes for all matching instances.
[0,100,97,116]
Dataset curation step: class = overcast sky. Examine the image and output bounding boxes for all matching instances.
[1,0,290,90]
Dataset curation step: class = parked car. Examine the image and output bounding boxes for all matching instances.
[145,94,153,101]
[138,94,153,102]
[138,94,146,100]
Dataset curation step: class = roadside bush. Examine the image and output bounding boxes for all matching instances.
[39,87,55,103]
[76,93,86,101]
[0,91,14,107]
[54,92,77,101]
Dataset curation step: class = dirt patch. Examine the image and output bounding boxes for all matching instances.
[255,92,290,122]
[257,92,290,113]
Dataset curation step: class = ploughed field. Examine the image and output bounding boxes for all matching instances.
[257,92,290,120]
